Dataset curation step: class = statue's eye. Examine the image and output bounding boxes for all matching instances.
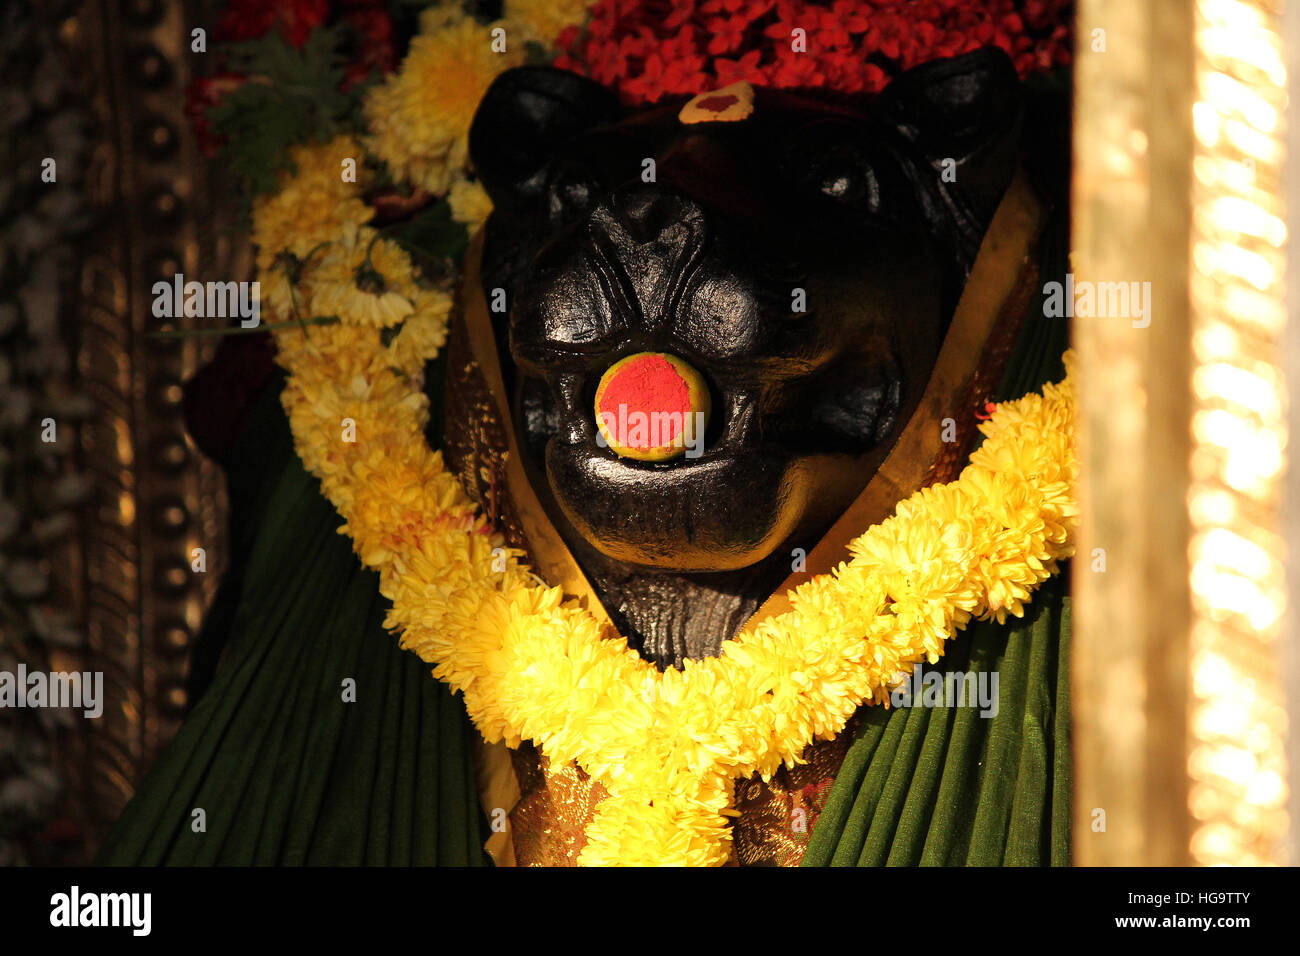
[815,150,880,211]
[545,159,600,225]
[821,174,852,199]
[785,119,888,215]
[813,144,921,229]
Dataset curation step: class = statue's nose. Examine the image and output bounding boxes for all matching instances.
[604,184,701,245]
[593,352,711,461]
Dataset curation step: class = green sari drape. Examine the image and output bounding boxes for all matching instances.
[97,372,488,866]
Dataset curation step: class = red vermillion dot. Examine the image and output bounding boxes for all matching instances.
[594,352,709,460]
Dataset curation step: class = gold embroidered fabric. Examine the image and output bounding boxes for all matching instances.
[444,310,532,562]
[507,745,609,866]
[729,716,860,866]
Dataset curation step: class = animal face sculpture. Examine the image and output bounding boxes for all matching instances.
[466,50,1023,663]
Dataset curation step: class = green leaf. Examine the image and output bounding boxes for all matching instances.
[208,25,365,213]
[388,201,470,281]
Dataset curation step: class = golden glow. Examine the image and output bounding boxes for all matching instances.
[1187,0,1289,866]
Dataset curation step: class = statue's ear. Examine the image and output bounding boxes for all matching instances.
[878,47,1023,264]
[468,67,621,217]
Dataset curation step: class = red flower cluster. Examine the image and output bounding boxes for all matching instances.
[214,0,330,46]
[184,71,248,157]
[187,0,396,156]
[555,0,1073,103]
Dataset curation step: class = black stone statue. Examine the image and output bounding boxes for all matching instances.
[461,48,1025,669]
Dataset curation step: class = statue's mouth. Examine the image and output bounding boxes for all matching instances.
[528,351,904,571]
[545,430,802,571]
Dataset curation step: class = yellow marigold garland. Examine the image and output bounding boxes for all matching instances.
[250,6,1077,866]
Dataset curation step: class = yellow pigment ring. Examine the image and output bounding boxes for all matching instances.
[594,352,711,461]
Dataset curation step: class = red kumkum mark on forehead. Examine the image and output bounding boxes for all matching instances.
[597,354,692,447]
[695,94,739,113]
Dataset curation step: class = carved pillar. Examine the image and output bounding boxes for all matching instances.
[1073,0,1290,865]
[67,0,245,852]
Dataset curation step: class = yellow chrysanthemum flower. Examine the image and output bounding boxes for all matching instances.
[309,231,420,329]
[250,136,372,271]
[387,289,454,373]
[447,178,494,233]
[506,0,596,44]
[364,13,525,194]
[259,241,343,323]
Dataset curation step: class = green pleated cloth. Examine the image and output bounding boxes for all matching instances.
[96,374,489,866]
[801,573,1071,866]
